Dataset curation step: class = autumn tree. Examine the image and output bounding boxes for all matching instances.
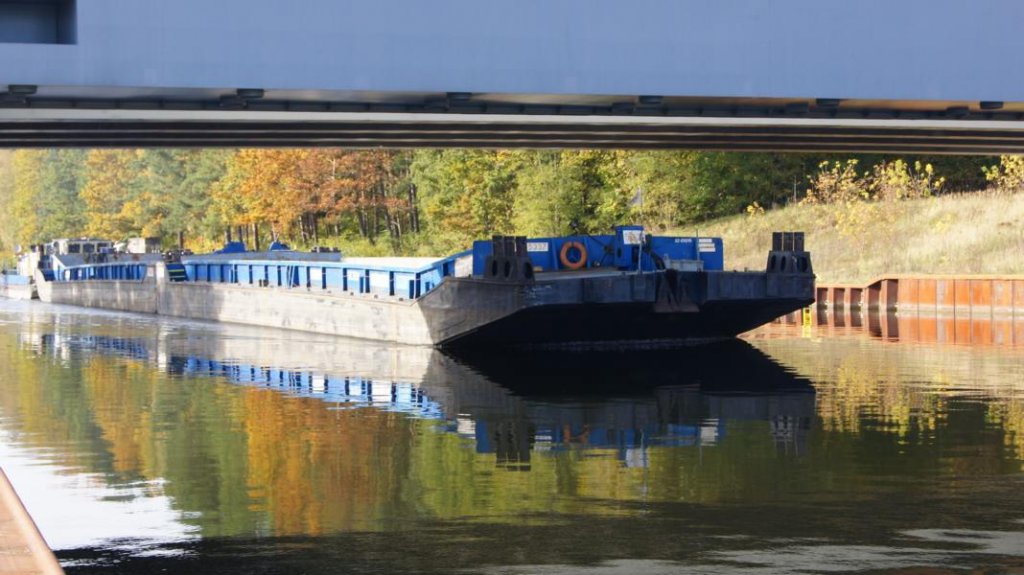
[79,150,150,239]
[10,151,42,247]
[211,149,311,246]
[0,151,14,262]
[333,150,415,243]
[0,146,1006,258]
[10,149,87,245]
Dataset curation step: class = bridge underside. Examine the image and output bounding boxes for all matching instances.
[2,91,1024,153]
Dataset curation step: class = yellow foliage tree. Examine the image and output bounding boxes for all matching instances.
[11,150,42,246]
[983,155,1024,194]
[870,160,944,200]
[213,149,312,240]
[79,150,144,239]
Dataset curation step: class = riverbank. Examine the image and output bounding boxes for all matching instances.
[687,191,1024,284]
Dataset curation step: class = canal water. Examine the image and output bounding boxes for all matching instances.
[1,300,1023,574]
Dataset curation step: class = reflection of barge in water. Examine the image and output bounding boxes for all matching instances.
[29,226,814,348]
[19,316,815,463]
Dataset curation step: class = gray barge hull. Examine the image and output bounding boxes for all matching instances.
[0,275,36,300]
[34,263,814,348]
[0,283,35,300]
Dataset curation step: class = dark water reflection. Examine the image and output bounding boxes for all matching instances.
[1,300,1023,574]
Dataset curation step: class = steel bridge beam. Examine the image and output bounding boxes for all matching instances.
[3,109,1024,153]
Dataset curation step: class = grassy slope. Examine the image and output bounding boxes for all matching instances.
[678,192,1024,284]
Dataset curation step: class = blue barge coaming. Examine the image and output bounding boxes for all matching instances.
[60,261,150,281]
[29,226,815,348]
[181,253,466,300]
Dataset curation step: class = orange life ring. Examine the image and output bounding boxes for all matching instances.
[559,241,588,270]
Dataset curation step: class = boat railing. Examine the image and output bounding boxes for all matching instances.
[56,261,153,282]
[180,250,473,300]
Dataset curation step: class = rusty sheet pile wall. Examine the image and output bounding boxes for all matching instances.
[816,276,1024,317]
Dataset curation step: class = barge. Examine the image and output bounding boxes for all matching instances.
[0,242,51,300]
[27,226,815,348]
[0,271,34,300]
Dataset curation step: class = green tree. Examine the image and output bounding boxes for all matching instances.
[147,149,231,245]
[617,151,693,231]
[674,152,812,223]
[513,150,626,236]
[411,150,518,247]
[39,149,89,240]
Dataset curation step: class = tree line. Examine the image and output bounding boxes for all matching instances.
[0,148,1010,261]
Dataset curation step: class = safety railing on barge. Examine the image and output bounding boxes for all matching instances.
[181,251,472,300]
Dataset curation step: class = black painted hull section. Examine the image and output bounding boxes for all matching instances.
[430,269,815,349]
[442,298,809,348]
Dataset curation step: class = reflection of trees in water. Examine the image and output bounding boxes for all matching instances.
[82,359,158,478]
[756,338,1024,449]
[815,356,950,438]
[0,333,803,534]
[4,326,1024,542]
[0,341,116,474]
[243,390,412,535]
[987,400,1024,468]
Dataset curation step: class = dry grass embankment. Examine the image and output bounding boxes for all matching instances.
[680,191,1024,284]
